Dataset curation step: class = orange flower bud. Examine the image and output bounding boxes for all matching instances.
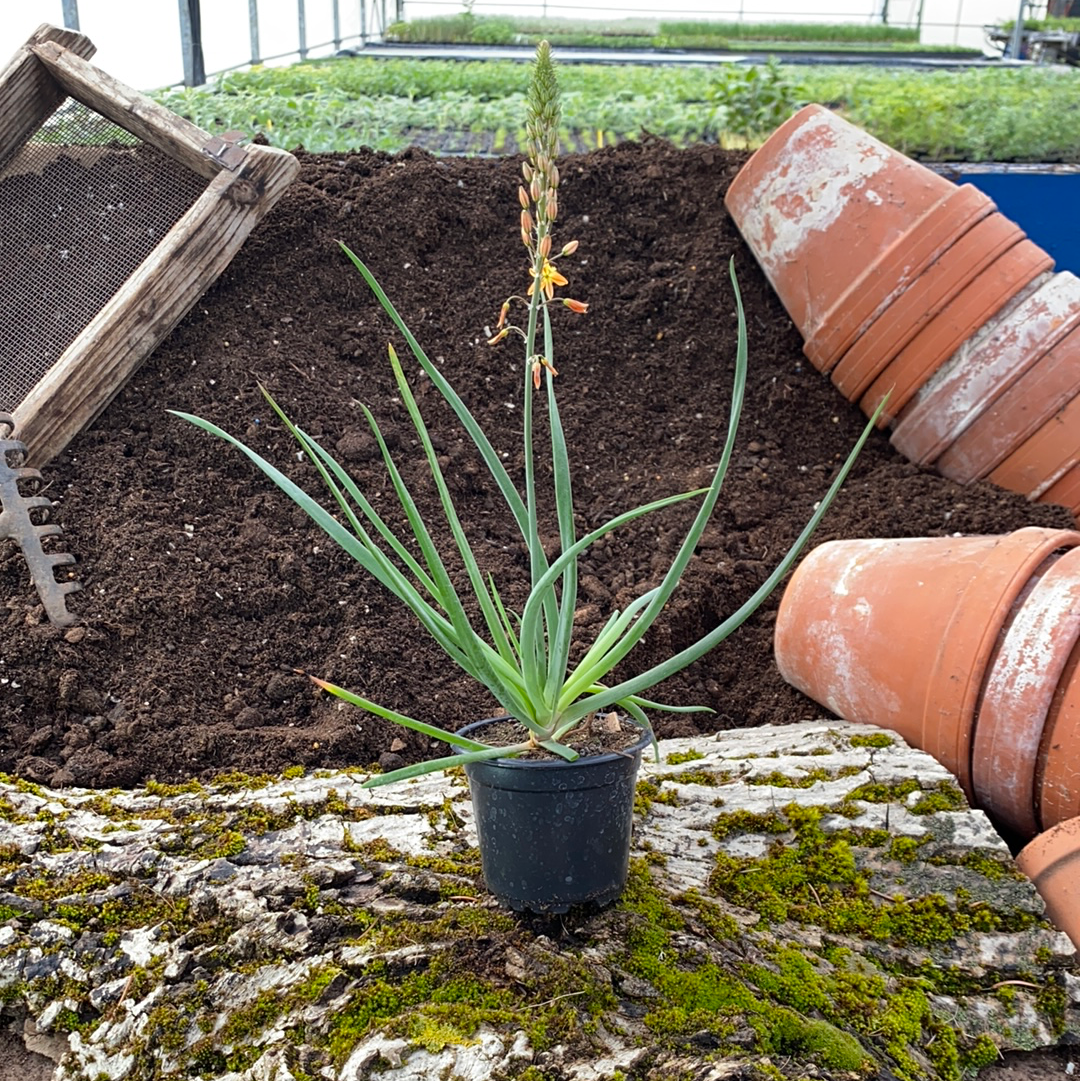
[530,176,542,203]
[532,359,542,389]
[518,185,529,209]
[520,209,533,234]
[546,194,558,221]
[539,233,552,259]
[488,328,509,346]
[562,298,588,314]
[561,239,579,257]
[496,301,510,329]
[522,161,533,182]
[550,164,560,188]
[521,227,531,248]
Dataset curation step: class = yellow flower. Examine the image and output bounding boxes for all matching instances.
[528,259,568,301]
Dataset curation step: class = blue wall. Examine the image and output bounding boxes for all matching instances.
[956,171,1080,276]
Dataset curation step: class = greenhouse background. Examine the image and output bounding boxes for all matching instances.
[0,0,1037,91]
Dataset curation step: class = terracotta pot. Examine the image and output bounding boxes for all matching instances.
[985,390,1080,499]
[1037,633,1080,829]
[972,546,1080,839]
[773,527,1080,797]
[1015,816,1080,951]
[803,183,995,373]
[857,249,1054,425]
[1039,462,1080,518]
[723,104,978,367]
[935,322,1080,487]
[891,271,1080,466]
[828,212,1028,402]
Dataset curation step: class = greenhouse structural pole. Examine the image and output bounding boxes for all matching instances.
[61,0,79,31]
[179,0,206,86]
[249,0,260,65]
[333,0,342,52]
[1009,0,1026,57]
[298,0,308,60]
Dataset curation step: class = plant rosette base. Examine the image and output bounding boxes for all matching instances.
[451,715,651,914]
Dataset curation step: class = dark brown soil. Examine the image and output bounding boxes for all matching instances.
[0,139,1073,790]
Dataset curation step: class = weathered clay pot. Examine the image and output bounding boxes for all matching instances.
[1015,816,1080,951]
[972,546,1080,839]
[891,271,1080,467]
[773,527,1080,798]
[1041,462,1080,518]
[935,325,1080,487]
[1038,632,1080,829]
[855,248,1053,425]
[723,103,988,373]
[828,213,1031,402]
[983,391,1080,502]
[803,183,994,373]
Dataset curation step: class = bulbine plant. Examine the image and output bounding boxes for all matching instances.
[175,42,878,788]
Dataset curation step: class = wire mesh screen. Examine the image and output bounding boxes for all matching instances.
[0,98,208,412]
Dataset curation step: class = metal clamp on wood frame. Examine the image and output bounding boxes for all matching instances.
[202,131,248,171]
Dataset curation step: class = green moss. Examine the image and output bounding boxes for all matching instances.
[888,836,927,863]
[409,1016,480,1052]
[146,1003,191,1052]
[323,941,609,1064]
[762,1009,872,1072]
[203,830,246,859]
[960,1033,1000,1071]
[665,749,705,765]
[910,785,968,814]
[664,769,721,787]
[407,848,483,879]
[711,809,789,840]
[1035,978,1068,1036]
[931,849,1023,881]
[634,779,680,813]
[681,890,739,940]
[353,838,405,863]
[747,767,834,789]
[282,765,306,780]
[220,989,287,1044]
[10,869,191,933]
[616,863,964,1077]
[835,778,967,817]
[144,778,205,798]
[849,733,895,749]
[925,1020,961,1081]
[707,803,1036,946]
[16,870,117,902]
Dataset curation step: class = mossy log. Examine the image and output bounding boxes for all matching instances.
[0,720,1076,1080]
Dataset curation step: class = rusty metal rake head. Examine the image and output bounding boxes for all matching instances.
[0,413,80,626]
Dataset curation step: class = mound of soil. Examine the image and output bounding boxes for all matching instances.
[0,139,1072,789]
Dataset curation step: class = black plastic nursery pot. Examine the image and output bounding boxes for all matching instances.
[453,717,653,914]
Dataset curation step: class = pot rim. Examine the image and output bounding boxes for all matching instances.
[450,715,653,769]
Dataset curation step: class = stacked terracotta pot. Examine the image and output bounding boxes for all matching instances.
[725,104,1080,520]
[773,527,1080,948]
[773,526,1080,839]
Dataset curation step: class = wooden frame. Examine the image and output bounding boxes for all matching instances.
[1,24,300,466]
